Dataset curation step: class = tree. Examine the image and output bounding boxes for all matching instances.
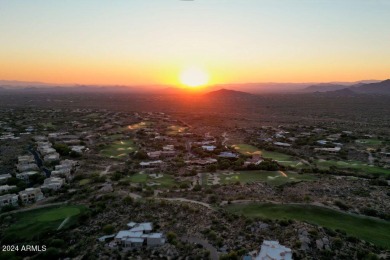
[219,251,239,260]
[39,247,61,260]
[166,232,177,244]
[123,196,134,205]
[209,195,218,204]
[133,150,148,160]
[206,164,217,172]
[53,143,71,156]
[103,224,115,234]
[193,184,202,191]
[69,151,82,158]
[0,205,16,213]
[218,160,230,170]
[111,172,123,181]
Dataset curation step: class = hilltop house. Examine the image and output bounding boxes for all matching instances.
[255,241,292,260]
[114,222,165,249]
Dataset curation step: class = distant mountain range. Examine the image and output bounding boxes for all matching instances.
[302,83,353,92]
[0,79,388,95]
[303,79,390,95]
[204,88,255,98]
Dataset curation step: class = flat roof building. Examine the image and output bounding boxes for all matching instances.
[255,241,292,260]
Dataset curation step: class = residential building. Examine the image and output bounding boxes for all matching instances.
[147,151,162,159]
[161,150,176,157]
[218,152,239,158]
[16,163,39,172]
[140,160,163,168]
[37,142,56,155]
[314,147,341,153]
[0,173,12,183]
[18,155,35,164]
[114,222,165,249]
[18,188,44,204]
[0,185,17,193]
[274,142,291,147]
[163,145,174,151]
[43,152,60,162]
[244,155,264,166]
[202,145,216,151]
[188,158,218,166]
[70,145,85,153]
[0,194,19,208]
[41,177,65,190]
[255,241,292,260]
[16,171,39,181]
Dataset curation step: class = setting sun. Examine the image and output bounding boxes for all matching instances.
[179,67,209,87]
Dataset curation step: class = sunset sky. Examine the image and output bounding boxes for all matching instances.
[0,0,389,86]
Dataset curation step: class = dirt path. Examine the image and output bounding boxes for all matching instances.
[279,170,288,177]
[156,197,213,210]
[101,165,112,175]
[181,235,219,260]
[368,151,374,164]
[57,216,70,230]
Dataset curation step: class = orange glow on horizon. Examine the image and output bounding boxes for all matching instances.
[179,67,209,88]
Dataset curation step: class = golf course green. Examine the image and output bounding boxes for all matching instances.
[225,203,390,249]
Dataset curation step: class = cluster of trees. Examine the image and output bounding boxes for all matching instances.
[53,143,81,158]
[246,159,279,171]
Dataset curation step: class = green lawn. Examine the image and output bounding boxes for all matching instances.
[316,159,390,175]
[2,205,86,241]
[127,173,148,183]
[355,139,383,148]
[125,173,183,188]
[225,203,390,249]
[79,178,91,186]
[100,140,136,159]
[219,171,315,186]
[232,144,262,155]
[232,144,304,168]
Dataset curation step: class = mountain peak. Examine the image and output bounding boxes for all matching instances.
[205,88,253,96]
